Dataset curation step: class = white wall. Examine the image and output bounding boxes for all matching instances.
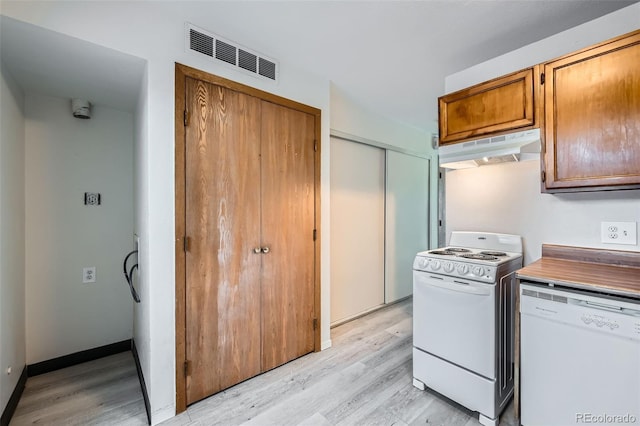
[331,84,433,154]
[1,4,331,422]
[24,93,134,363]
[133,64,151,397]
[0,61,26,414]
[446,161,640,265]
[444,3,640,264]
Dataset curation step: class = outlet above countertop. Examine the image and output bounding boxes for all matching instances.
[601,221,637,245]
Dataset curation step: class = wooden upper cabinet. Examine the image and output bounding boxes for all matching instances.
[543,29,640,192]
[438,67,538,145]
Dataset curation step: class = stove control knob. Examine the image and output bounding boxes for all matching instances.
[418,258,428,268]
[430,260,441,271]
[456,263,468,274]
[443,261,454,273]
[471,266,484,276]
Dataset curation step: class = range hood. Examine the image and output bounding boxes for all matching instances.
[439,128,540,169]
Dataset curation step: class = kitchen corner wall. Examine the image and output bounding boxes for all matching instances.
[24,93,134,363]
[444,3,640,264]
[446,161,640,265]
[0,61,26,414]
[330,84,439,248]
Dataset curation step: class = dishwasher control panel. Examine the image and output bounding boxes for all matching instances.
[580,313,619,330]
[520,283,640,340]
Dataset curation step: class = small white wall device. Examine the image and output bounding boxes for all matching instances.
[71,98,91,119]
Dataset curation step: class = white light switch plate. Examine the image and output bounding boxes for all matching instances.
[601,221,637,245]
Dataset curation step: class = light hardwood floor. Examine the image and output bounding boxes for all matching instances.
[10,351,148,425]
[11,299,518,426]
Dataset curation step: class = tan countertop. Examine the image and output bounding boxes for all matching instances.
[516,244,640,297]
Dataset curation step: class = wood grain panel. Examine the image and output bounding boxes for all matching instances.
[185,78,262,404]
[260,101,316,371]
[312,111,322,353]
[176,64,319,116]
[438,68,535,144]
[542,244,640,268]
[544,29,640,190]
[517,258,640,298]
[174,64,187,413]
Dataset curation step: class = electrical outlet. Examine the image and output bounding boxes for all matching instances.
[6,367,11,375]
[84,192,101,206]
[601,222,637,245]
[83,267,96,283]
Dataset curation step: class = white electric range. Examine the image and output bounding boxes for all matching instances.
[412,231,523,426]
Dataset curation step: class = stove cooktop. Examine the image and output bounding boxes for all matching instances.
[413,232,524,283]
[425,247,520,264]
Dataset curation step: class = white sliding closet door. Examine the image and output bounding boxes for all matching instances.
[385,151,429,303]
[330,137,385,324]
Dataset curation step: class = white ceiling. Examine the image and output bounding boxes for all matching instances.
[1,1,636,129]
[0,16,146,112]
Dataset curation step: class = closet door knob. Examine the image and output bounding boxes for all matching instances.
[261,247,270,254]
[253,247,262,254]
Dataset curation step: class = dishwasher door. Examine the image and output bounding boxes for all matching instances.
[520,283,640,426]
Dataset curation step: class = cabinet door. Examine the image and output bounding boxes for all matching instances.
[184,78,262,404]
[439,68,536,145]
[543,30,640,191]
[260,101,316,371]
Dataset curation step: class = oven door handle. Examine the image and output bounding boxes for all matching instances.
[426,279,490,296]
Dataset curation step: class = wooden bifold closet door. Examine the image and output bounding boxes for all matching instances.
[184,78,262,403]
[180,71,318,406]
[260,101,316,371]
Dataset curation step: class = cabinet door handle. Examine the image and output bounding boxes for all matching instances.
[253,247,262,254]
[261,247,270,254]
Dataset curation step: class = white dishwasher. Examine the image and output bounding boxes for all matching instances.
[520,282,640,426]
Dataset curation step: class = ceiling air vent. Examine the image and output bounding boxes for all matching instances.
[186,23,278,83]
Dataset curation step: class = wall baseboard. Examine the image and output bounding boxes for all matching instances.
[132,339,151,425]
[0,365,27,426]
[27,339,131,377]
[321,339,333,350]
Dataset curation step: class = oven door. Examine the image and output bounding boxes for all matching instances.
[413,270,495,379]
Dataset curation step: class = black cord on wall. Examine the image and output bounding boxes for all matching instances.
[123,250,140,303]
